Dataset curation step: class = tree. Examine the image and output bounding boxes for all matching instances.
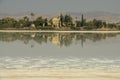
[18,16,31,28]
[81,14,86,27]
[33,17,45,27]
[103,22,107,28]
[60,13,64,27]
[85,21,94,29]
[81,14,84,27]
[93,19,103,28]
[23,16,29,22]
[30,13,35,21]
[49,19,53,26]
[0,17,17,28]
[76,21,81,27]
[108,23,117,29]
[63,14,73,27]
[44,18,48,26]
[30,13,35,17]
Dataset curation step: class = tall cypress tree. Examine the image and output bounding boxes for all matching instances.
[60,13,63,27]
[81,14,84,27]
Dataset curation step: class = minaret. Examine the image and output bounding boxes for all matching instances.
[81,14,84,27]
[59,13,63,27]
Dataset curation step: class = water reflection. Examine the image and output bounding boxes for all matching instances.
[0,32,120,79]
[0,32,119,48]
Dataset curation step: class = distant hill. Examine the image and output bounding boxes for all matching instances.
[0,11,120,23]
[62,11,120,23]
[0,13,12,18]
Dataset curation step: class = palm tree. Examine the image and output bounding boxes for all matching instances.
[30,13,35,20]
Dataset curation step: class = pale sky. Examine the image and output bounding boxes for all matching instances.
[0,0,120,14]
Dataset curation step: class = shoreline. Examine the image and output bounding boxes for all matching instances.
[0,30,120,33]
[0,69,120,80]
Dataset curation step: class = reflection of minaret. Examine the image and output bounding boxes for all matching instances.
[81,35,84,48]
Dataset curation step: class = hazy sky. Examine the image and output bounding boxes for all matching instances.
[0,0,120,14]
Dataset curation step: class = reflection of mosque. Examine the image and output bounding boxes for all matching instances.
[0,32,119,48]
[51,33,62,48]
[51,33,85,48]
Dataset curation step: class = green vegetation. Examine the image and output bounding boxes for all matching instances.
[0,32,119,47]
[0,13,120,30]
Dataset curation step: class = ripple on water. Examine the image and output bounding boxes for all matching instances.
[0,57,120,70]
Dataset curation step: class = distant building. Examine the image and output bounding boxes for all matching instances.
[52,14,62,28]
[31,24,35,27]
[52,18,60,28]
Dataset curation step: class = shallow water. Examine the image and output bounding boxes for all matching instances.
[0,32,120,80]
[0,56,120,70]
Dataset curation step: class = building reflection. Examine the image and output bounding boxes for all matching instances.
[0,32,119,48]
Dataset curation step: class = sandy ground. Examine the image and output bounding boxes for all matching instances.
[0,30,120,33]
[0,69,120,80]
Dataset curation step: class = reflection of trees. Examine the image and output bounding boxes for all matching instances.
[0,32,119,47]
[34,33,47,44]
[60,34,74,47]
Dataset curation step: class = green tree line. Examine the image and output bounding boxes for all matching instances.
[0,13,120,30]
